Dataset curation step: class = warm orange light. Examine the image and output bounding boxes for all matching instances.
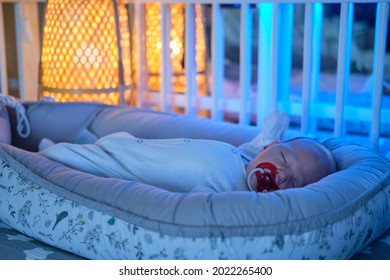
[40,0,132,105]
[132,3,207,95]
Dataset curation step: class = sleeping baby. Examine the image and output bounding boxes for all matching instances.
[38,111,337,193]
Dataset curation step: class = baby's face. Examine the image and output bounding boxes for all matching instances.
[246,139,330,191]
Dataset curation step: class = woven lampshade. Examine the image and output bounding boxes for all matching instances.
[132,3,207,95]
[40,0,132,105]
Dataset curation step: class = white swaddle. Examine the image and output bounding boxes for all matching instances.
[39,132,249,193]
[39,111,289,193]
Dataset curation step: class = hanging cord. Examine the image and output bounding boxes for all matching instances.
[0,94,31,138]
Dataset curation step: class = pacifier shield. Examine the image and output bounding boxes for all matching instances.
[254,162,279,192]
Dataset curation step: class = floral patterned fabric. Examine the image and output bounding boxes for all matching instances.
[2,220,390,260]
[1,155,390,260]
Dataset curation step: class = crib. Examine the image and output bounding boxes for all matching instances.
[1,0,390,260]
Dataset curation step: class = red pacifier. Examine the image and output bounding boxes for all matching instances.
[247,162,279,192]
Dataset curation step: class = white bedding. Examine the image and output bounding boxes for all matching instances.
[39,132,250,193]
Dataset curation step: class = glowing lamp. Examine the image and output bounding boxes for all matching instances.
[40,0,132,105]
[132,3,207,97]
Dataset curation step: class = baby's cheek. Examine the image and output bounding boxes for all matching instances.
[247,174,256,191]
[274,174,288,189]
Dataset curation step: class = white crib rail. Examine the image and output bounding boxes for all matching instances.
[132,0,389,154]
[239,3,252,125]
[134,3,146,108]
[371,2,389,152]
[335,2,353,139]
[0,0,389,153]
[210,2,224,121]
[185,3,196,116]
[0,0,40,101]
[0,2,7,96]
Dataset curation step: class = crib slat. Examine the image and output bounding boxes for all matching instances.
[135,4,146,108]
[371,2,389,151]
[335,3,353,138]
[270,3,294,115]
[14,2,40,101]
[239,3,253,125]
[211,3,224,121]
[269,4,279,115]
[185,3,196,116]
[0,3,8,96]
[277,4,294,113]
[301,3,314,134]
[256,3,273,126]
[301,3,322,134]
[160,3,172,111]
[256,3,293,126]
[310,3,322,132]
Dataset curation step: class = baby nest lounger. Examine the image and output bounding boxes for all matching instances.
[1,101,390,260]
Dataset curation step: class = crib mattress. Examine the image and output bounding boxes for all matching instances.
[1,102,390,260]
